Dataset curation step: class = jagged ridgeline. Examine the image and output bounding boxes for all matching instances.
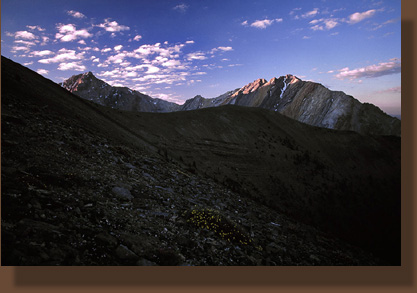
[2,56,400,265]
[61,72,400,136]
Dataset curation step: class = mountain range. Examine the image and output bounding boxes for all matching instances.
[61,71,401,136]
[2,56,401,265]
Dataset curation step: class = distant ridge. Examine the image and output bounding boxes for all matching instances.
[62,71,400,136]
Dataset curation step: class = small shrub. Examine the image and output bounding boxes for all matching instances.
[183,208,252,246]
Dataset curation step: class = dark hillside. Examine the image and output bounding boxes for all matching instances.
[1,56,400,265]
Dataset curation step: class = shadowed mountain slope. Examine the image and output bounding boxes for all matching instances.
[2,56,400,265]
[61,71,180,113]
[62,72,400,136]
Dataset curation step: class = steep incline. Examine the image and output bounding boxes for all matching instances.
[2,56,400,265]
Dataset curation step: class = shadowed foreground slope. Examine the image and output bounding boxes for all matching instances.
[1,56,400,265]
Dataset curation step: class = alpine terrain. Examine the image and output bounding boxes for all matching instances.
[62,72,400,136]
[2,56,401,266]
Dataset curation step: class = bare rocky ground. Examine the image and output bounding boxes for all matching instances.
[1,78,381,266]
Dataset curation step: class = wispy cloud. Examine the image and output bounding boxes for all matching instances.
[309,18,339,31]
[173,3,189,13]
[133,35,142,41]
[335,58,401,80]
[26,25,45,31]
[372,18,399,30]
[376,86,401,94]
[346,9,376,24]
[302,8,319,18]
[67,10,86,19]
[242,18,283,29]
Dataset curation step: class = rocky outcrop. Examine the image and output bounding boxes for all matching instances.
[60,72,180,113]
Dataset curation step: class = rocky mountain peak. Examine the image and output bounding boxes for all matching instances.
[285,74,300,85]
[231,78,267,97]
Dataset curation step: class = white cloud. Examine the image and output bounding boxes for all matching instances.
[101,48,112,53]
[311,25,324,31]
[38,48,85,64]
[335,58,401,80]
[302,36,311,39]
[133,35,142,41]
[310,19,320,25]
[249,19,281,29]
[185,40,195,44]
[97,18,130,32]
[67,10,86,19]
[162,59,181,67]
[347,9,376,24]
[146,65,160,74]
[106,53,127,64]
[324,19,338,30]
[58,61,86,71]
[11,46,31,53]
[23,61,34,66]
[309,18,338,31]
[37,69,49,75]
[114,45,123,51]
[186,52,207,60]
[26,25,45,31]
[173,3,189,13]
[14,40,37,46]
[31,50,54,57]
[55,24,92,42]
[217,46,233,51]
[78,40,87,45]
[14,31,37,40]
[302,8,319,18]
[41,36,50,45]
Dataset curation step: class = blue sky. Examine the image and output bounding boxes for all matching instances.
[1,0,401,115]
